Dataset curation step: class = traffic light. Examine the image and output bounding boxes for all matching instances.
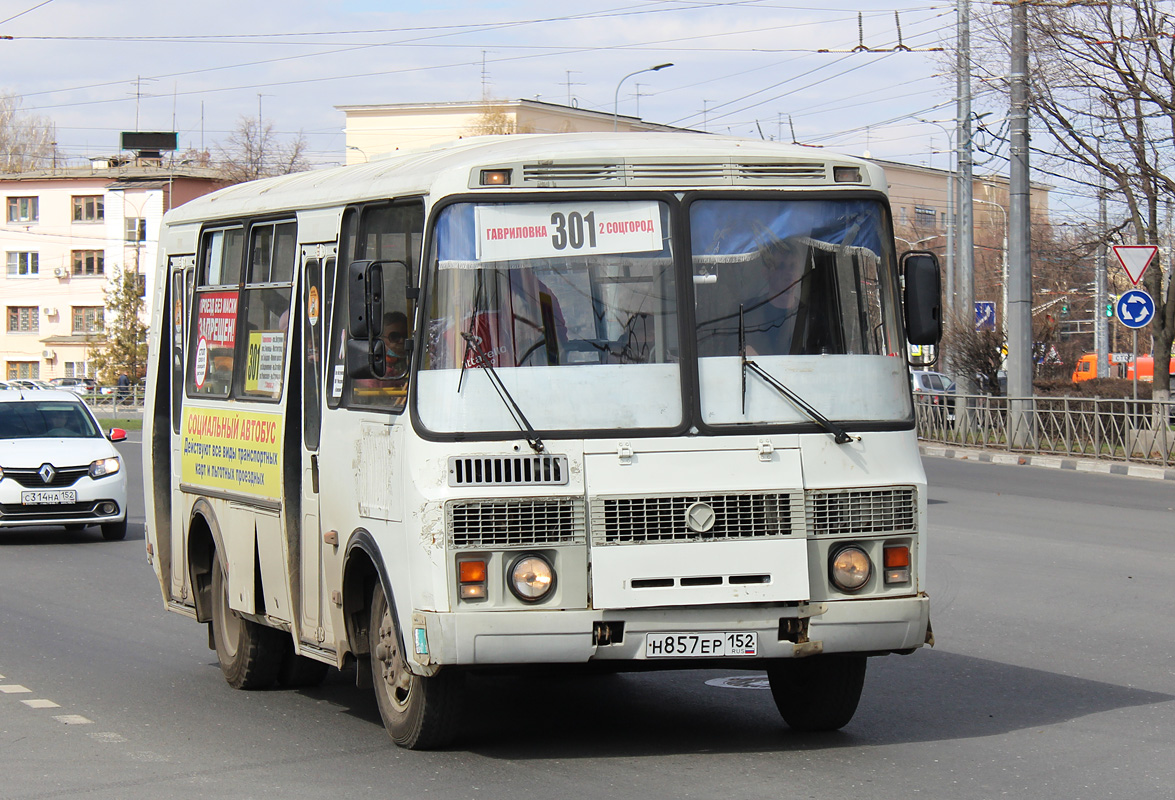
[1060,303,1069,317]
[1106,295,1117,317]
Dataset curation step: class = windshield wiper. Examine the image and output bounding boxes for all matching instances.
[459,331,545,454]
[739,304,857,445]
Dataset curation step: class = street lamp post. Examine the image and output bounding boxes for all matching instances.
[613,63,674,131]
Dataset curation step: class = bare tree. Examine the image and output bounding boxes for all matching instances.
[216,115,310,183]
[464,103,534,137]
[0,93,60,172]
[968,1,1175,402]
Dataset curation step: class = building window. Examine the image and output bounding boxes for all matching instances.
[914,206,937,228]
[65,361,85,378]
[72,250,104,276]
[7,306,38,333]
[125,217,147,242]
[6,197,38,223]
[73,306,105,334]
[6,251,39,277]
[6,361,39,380]
[72,196,105,222]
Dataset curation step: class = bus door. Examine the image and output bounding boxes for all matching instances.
[168,257,195,603]
[298,244,335,647]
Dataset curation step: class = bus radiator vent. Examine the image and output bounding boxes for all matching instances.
[448,455,569,487]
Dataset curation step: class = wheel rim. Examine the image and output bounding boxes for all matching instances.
[374,599,412,714]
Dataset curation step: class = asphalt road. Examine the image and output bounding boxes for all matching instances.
[1,440,1172,799]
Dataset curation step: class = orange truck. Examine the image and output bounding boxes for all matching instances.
[1072,353,1153,382]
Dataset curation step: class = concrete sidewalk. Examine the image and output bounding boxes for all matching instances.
[919,442,1175,483]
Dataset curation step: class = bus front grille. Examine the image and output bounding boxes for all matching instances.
[806,487,917,536]
[447,497,586,548]
[590,492,799,545]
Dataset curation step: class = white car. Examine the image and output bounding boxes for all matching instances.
[0,389,129,540]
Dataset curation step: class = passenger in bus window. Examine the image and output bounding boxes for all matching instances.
[380,311,409,379]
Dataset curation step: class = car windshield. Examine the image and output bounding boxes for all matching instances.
[0,401,100,439]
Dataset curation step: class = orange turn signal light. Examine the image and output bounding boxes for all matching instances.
[459,560,487,583]
[883,546,910,568]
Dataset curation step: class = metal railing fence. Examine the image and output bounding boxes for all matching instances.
[915,393,1175,467]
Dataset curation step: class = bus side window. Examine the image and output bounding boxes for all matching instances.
[340,201,423,413]
[188,227,244,397]
[238,221,297,400]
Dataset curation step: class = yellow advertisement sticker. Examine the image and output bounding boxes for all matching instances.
[181,407,283,500]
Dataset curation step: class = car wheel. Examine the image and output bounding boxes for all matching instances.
[369,581,462,749]
[100,520,127,541]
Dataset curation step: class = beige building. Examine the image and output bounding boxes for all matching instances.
[338,99,692,164]
[1,165,225,382]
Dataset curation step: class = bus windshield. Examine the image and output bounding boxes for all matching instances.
[417,199,681,434]
[690,197,910,427]
[416,196,910,437]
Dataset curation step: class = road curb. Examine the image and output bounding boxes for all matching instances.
[918,443,1175,483]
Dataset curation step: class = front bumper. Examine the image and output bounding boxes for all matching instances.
[411,594,930,668]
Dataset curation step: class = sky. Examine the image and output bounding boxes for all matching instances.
[1,0,1036,208]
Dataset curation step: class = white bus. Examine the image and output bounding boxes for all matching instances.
[143,132,942,749]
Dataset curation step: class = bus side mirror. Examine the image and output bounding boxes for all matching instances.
[902,251,942,346]
[346,259,413,380]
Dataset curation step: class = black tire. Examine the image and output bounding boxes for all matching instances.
[369,582,462,749]
[766,654,867,732]
[100,520,127,541]
[210,557,284,689]
[277,646,330,688]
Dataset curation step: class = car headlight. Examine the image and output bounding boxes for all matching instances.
[89,456,121,479]
[507,553,555,603]
[829,546,872,592]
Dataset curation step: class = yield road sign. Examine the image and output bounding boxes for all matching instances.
[1112,245,1158,285]
[1116,289,1155,329]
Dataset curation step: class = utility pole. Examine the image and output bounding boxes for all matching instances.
[1096,159,1108,375]
[1007,0,1033,444]
[956,0,975,395]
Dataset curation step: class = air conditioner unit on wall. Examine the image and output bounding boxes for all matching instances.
[53,267,65,277]
[42,350,55,360]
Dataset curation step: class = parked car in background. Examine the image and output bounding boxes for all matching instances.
[8,379,53,390]
[910,369,956,425]
[0,390,128,540]
[49,377,100,397]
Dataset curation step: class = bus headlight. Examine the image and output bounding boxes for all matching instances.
[508,554,555,603]
[830,546,871,592]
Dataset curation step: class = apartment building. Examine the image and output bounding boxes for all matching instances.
[1,164,225,381]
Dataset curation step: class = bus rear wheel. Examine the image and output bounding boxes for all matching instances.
[369,582,462,749]
[210,557,283,690]
[766,654,867,732]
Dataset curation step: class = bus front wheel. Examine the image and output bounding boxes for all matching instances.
[369,582,462,749]
[210,557,283,690]
[766,654,867,732]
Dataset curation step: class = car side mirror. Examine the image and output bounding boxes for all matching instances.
[108,428,127,442]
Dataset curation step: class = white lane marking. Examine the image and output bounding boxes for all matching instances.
[0,685,32,693]
[88,732,127,743]
[705,675,771,690]
[21,699,61,708]
[53,714,94,725]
